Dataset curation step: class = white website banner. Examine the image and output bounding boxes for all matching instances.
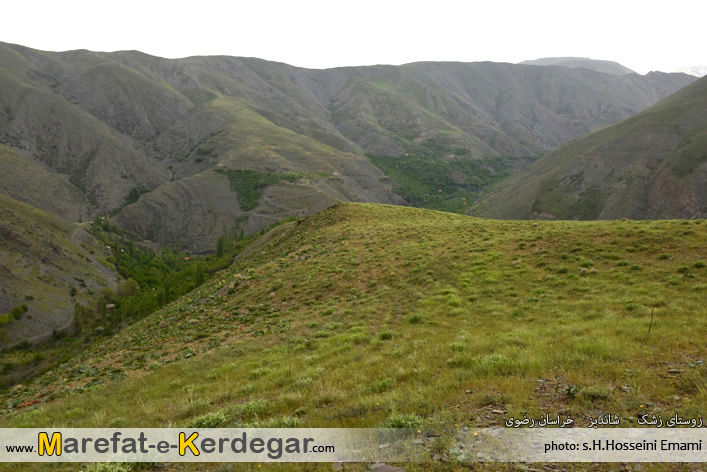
[0,428,416,463]
[2,428,707,462]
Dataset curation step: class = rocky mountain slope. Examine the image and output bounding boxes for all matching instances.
[473,76,707,220]
[0,193,113,344]
[0,42,697,250]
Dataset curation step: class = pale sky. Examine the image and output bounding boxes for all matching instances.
[3,0,703,74]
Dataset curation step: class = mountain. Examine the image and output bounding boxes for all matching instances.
[674,65,707,77]
[0,42,696,251]
[3,203,706,446]
[520,57,636,75]
[473,76,707,220]
[0,193,114,344]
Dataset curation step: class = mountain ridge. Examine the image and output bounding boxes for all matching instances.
[519,57,637,75]
[473,75,707,220]
[0,41,697,251]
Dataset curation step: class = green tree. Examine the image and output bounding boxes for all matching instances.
[117,278,140,298]
[216,236,225,258]
[72,303,89,336]
[193,263,205,288]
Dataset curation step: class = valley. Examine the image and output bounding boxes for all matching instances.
[1,41,706,470]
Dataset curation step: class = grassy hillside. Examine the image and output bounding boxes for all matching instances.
[3,204,707,470]
[474,76,707,220]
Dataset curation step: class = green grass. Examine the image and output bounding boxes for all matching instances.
[2,204,707,471]
[368,153,523,213]
[216,169,315,212]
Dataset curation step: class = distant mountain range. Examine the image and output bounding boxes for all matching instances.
[473,76,707,220]
[519,57,637,75]
[0,42,696,252]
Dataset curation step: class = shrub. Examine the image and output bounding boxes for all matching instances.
[449,342,466,352]
[625,301,639,312]
[248,367,271,380]
[408,313,423,324]
[667,275,681,286]
[186,411,227,428]
[370,377,395,393]
[381,413,424,429]
[10,304,28,320]
[379,331,393,340]
[236,399,268,419]
[291,377,314,391]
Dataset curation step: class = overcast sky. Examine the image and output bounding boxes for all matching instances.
[4,0,703,74]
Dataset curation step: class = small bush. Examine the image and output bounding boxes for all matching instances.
[236,399,268,419]
[379,331,393,340]
[64,408,85,419]
[625,301,639,312]
[291,376,314,391]
[560,384,581,399]
[694,260,705,269]
[370,377,395,393]
[381,413,424,429]
[667,275,681,286]
[186,411,227,428]
[449,342,466,352]
[248,367,271,380]
[238,384,255,395]
[408,313,423,324]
